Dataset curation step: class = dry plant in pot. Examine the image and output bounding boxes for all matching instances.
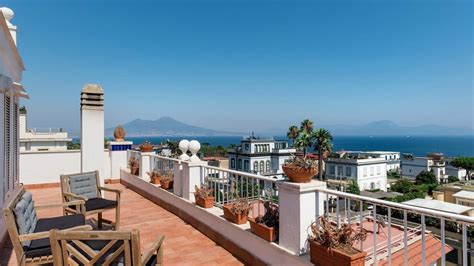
[194,183,214,208]
[282,156,318,183]
[160,170,174,190]
[139,140,154,152]
[128,157,140,176]
[248,198,279,242]
[147,170,161,185]
[223,198,252,225]
[308,216,368,266]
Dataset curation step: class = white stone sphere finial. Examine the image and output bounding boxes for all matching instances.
[178,139,190,161]
[188,140,201,162]
[0,7,14,22]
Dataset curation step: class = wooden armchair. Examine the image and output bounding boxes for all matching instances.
[50,229,165,266]
[2,186,91,266]
[60,170,121,229]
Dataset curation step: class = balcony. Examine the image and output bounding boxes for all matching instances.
[119,149,474,265]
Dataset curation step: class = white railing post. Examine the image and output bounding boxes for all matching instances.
[109,141,133,179]
[172,161,183,197]
[182,161,208,202]
[278,180,326,255]
[139,152,154,180]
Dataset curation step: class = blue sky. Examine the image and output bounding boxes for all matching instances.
[3,0,473,134]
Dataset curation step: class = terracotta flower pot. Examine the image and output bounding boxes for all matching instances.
[309,240,367,266]
[223,204,248,225]
[282,164,317,183]
[248,218,277,242]
[161,180,173,190]
[140,147,154,152]
[195,196,215,208]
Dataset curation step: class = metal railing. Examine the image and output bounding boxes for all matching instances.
[149,154,187,178]
[200,165,278,217]
[315,187,474,266]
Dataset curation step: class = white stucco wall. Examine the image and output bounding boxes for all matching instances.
[19,150,111,184]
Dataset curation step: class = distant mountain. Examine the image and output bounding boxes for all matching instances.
[105,116,243,137]
[263,120,474,136]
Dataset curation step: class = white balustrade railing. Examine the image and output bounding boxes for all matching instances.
[200,165,278,216]
[127,150,141,164]
[149,154,184,176]
[315,187,474,266]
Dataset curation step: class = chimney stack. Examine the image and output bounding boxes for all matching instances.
[80,84,105,183]
[0,7,17,45]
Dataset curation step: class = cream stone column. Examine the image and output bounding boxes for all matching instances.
[172,160,183,197]
[139,152,154,180]
[278,180,326,255]
[180,140,207,202]
[80,84,105,183]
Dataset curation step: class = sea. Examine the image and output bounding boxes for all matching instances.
[122,135,474,157]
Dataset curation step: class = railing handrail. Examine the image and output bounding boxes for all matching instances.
[314,187,474,224]
[202,165,279,183]
[148,154,189,164]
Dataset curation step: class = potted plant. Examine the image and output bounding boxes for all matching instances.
[160,170,174,190]
[147,170,161,185]
[139,140,154,152]
[308,216,367,266]
[128,157,140,176]
[223,198,251,225]
[248,199,279,242]
[282,156,318,183]
[194,184,214,208]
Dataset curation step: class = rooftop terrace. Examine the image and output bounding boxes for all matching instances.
[1,183,242,266]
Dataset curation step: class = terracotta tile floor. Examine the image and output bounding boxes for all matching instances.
[1,184,243,265]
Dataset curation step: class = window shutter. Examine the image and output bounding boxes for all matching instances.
[4,95,11,192]
[13,102,18,186]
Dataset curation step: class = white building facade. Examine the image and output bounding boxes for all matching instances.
[0,7,26,250]
[401,153,450,182]
[19,109,71,152]
[325,156,388,191]
[227,137,295,179]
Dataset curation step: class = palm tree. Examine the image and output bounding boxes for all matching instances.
[300,119,314,133]
[313,128,333,180]
[287,125,299,147]
[294,130,313,157]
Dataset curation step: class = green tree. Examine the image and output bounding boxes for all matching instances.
[448,176,460,183]
[451,157,474,180]
[300,119,314,133]
[312,128,333,180]
[391,179,414,194]
[415,171,437,185]
[346,180,360,195]
[294,130,313,157]
[287,125,300,148]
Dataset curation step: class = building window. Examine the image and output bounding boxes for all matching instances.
[337,166,343,177]
[370,167,374,176]
[244,160,249,171]
[266,160,271,173]
[254,161,259,172]
[370,182,375,190]
[231,158,235,169]
[245,144,249,150]
[363,167,367,177]
[376,166,381,175]
[329,165,335,175]
[345,167,352,177]
[238,159,242,170]
[260,161,265,173]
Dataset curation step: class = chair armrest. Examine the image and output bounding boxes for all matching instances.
[19,225,93,241]
[141,235,164,265]
[35,200,85,210]
[63,192,87,201]
[98,186,122,194]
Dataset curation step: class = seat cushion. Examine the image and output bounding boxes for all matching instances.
[85,198,117,212]
[69,172,98,200]
[13,191,38,247]
[24,214,85,258]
